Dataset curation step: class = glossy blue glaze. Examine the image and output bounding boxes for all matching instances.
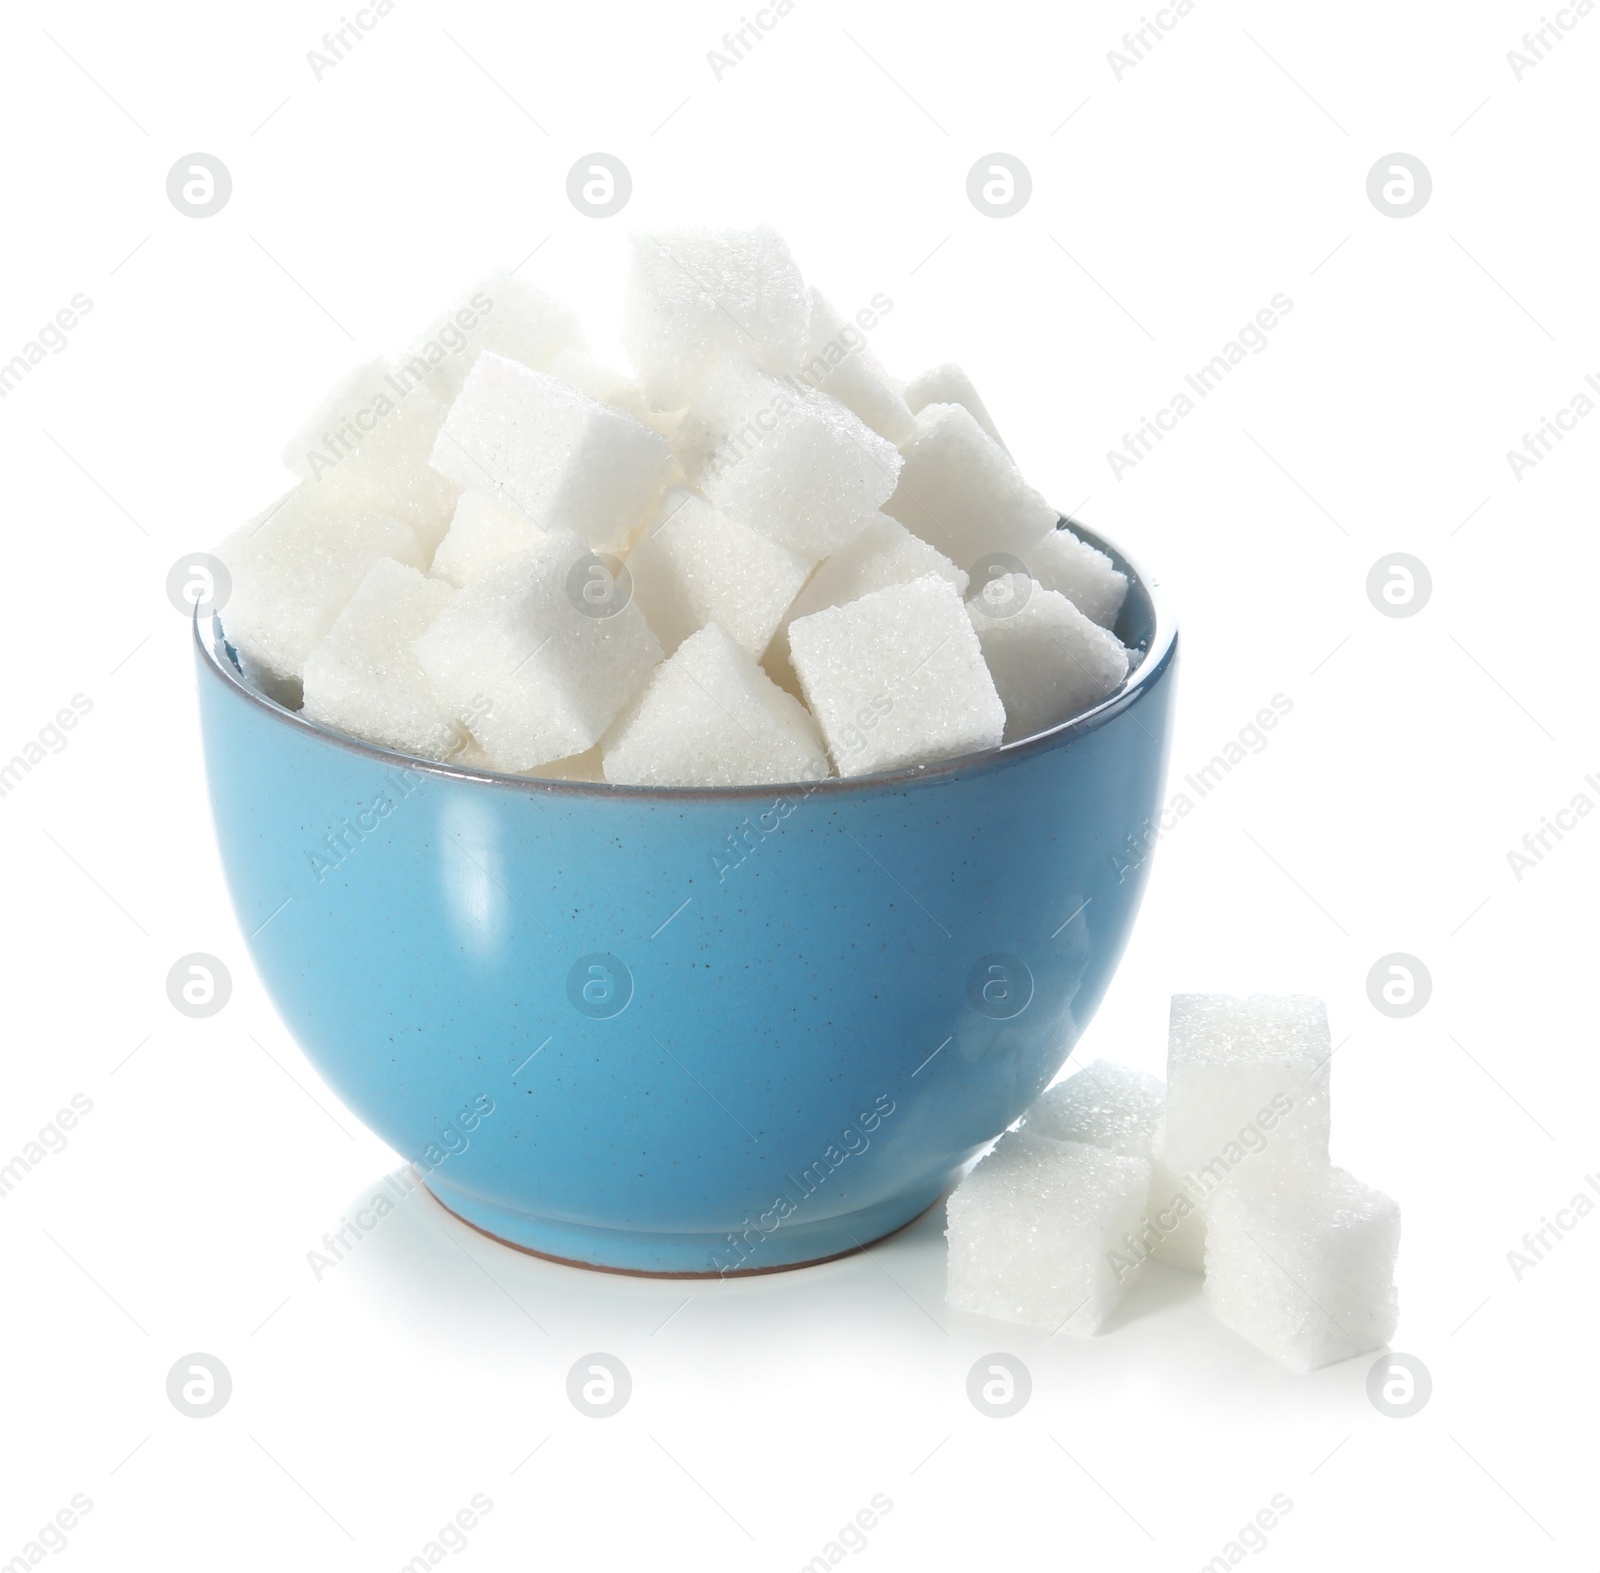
[196,523,1177,1274]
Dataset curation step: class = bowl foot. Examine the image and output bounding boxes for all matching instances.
[422,1175,953,1277]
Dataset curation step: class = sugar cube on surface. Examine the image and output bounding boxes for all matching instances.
[800,290,916,446]
[1165,994,1333,1179]
[281,359,460,550]
[1026,525,1129,630]
[764,514,968,691]
[904,362,1008,453]
[883,403,1056,569]
[414,531,663,771]
[622,226,809,408]
[302,559,463,761]
[626,488,811,658]
[601,623,828,789]
[968,575,1130,743]
[788,574,1004,776]
[946,1132,1152,1335]
[217,487,426,683]
[429,352,673,552]
[701,382,902,561]
[429,491,548,589]
[405,269,586,403]
[1204,1166,1400,1371]
[1024,1061,1165,1158]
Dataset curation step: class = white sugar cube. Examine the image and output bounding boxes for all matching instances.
[800,290,916,445]
[551,347,655,425]
[405,269,586,402]
[414,531,663,770]
[302,559,464,761]
[1027,526,1129,630]
[1025,1061,1164,1158]
[1149,1131,1208,1274]
[627,488,811,659]
[904,363,1008,453]
[968,575,1129,743]
[1204,1167,1400,1371]
[765,514,968,691]
[217,487,427,682]
[701,384,902,561]
[622,226,809,408]
[429,352,673,552]
[946,1131,1152,1335]
[429,491,548,589]
[602,623,828,789]
[884,403,1055,570]
[282,359,460,551]
[1165,995,1333,1179]
[788,574,1004,776]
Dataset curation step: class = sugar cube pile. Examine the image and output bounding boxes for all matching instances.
[216,226,1134,786]
[947,995,1401,1371]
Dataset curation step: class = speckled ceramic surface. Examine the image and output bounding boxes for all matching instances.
[195,521,1177,1274]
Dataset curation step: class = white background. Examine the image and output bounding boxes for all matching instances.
[1,0,1596,1567]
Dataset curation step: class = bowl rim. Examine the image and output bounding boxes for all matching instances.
[195,516,1176,802]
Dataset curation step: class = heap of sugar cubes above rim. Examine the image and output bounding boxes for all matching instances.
[212,225,1144,791]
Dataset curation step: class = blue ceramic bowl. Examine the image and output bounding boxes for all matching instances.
[196,520,1176,1275]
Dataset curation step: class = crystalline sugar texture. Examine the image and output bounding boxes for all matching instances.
[429,490,548,589]
[621,225,810,408]
[968,575,1129,743]
[1204,1166,1400,1371]
[946,1132,1152,1335]
[883,403,1056,570]
[626,488,811,658]
[700,381,901,561]
[602,623,828,789]
[216,486,426,683]
[405,269,586,402]
[1025,1061,1165,1158]
[764,513,967,691]
[1164,994,1332,1181]
[302,559,465,761]
[281,358,459,550]
[904,362,1008,453]
[788,573,1004,776]
[413,530,663,771]
[429,351,673,552]
[800,289,916,445]
[1026,526,1129,630]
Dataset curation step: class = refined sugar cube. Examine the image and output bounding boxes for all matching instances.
[765,514,968,691]
[302,559,464,761]
[883,403,1055,569]
[429,490,548,589]
[281,358,460,551]
[788,574,1004,776]
[800,289,916,446]
[904,363,1008,453]
[1204,1166,1400,1371]
[1165,995,1333,1180]
[414,531,663,770]
[701,378,902,561]
[967,575,1129,743]
[602,623,828,788]
[627,488,811,659]
[1025,1061,1164,1158]
[405,268,586,403]
[1027,526,1128,630]
[1149,1129,1208,1273]
[946,1131,1152,1335]
[622,225,809,408]
[429,352,674,552]
[217,487,427,683]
